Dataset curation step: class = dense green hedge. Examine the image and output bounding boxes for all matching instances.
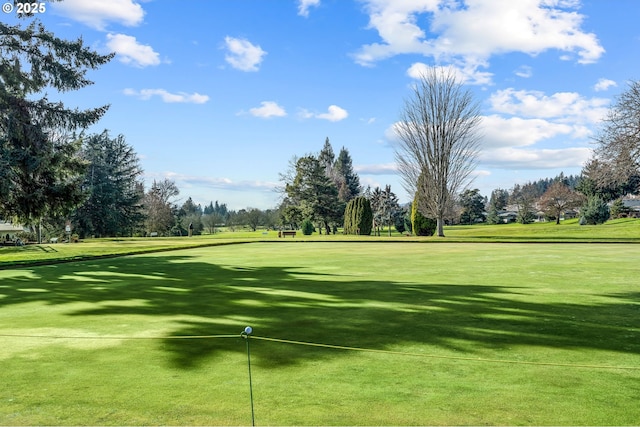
[411,195,436,236]
[343,196,373,235]
[301,218,315,235]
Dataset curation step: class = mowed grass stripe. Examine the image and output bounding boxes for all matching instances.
[0,242,638,425]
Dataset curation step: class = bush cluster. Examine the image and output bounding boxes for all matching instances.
[301,218,315,235]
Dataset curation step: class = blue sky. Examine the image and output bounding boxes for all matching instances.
[5,0,640,209]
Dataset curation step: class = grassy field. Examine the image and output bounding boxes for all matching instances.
[2,218,640,269]
[0,241,638,425]
[446,217,640,241]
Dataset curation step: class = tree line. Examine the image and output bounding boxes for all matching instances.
[2,15,639,242]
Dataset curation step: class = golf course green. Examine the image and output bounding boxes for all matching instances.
[0,240,638,425]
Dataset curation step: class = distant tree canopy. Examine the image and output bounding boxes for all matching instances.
[144,179,179,236]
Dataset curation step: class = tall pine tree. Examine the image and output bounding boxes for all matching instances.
[334,146,361,203]
[72,131,144,237]
[0,18,113,240]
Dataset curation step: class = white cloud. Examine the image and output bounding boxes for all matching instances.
[479,147,592,169]
[124,88,209,104]
[488,88,609,123]
[515,65,533,78]
[594,78,617,92]
[316,105,349,121]
[52,0,144,30]
[153,172,278,192]
[481,115,574,149]
[248,101,287,118]
[299,105,349,121]
[298,0,320,17]
[106,33,160,67]
[355,163,397,175]
[297,108,315,120]
[224,36,267,72]
[407,62,493,85]
[355,0,604,81]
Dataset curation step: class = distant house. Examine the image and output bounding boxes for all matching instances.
[498,211,517,223]
[618,196,640,218]
[0,220,27,243]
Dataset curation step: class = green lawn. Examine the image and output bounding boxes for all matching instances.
[445,217,640,241]
[1,242,639,425]
[3,218,640,269]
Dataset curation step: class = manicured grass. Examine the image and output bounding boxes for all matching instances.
[3,218,640,269]
[0,242,638,425]
[0,235,256,268]
[445,217,640,241]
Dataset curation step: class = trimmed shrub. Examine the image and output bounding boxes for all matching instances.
[343,196,372,235]
[301,218,315,235]
[394,212,407,234]
[411,196,436,236]
[580,196,610,225]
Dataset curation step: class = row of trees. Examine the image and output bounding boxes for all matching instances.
[3,11,638,241]
[278,138,410,236]
[393,67,640,234]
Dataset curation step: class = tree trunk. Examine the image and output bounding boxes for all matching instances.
[436,217,445,237]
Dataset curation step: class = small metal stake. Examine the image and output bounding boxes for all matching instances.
[241,326,255,426]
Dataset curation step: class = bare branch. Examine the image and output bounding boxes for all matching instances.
[394,66,482,236]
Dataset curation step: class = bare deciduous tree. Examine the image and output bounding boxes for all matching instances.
[394,67,482,237]
[591,80,640,192]
[539,182,585,225]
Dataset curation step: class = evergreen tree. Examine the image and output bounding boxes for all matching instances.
[411,193,436,236]
[580,196,610,225]
[285,155,341,234]
[343,196,372,235]
[334,147,361,203]
[0,19,113,240]
[318,137,335,176]
[459,188,485,224]
[485,188,510,224]
[372,185,401,236]
[72,131,144,237]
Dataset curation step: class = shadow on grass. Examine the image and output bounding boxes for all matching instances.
[0,253,638,369]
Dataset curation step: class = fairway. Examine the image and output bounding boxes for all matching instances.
[1,242,639,425]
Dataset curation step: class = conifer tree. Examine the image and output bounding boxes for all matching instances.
[72,131,144,237]
[0,17,113,239]
[334,147,361,203]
